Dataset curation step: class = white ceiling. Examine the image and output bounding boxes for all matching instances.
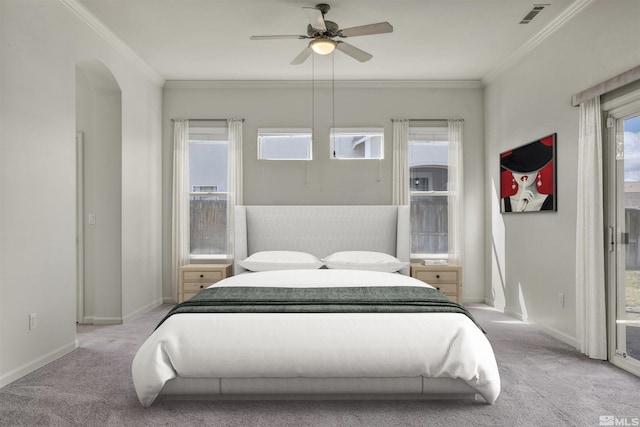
[78,0,579,82]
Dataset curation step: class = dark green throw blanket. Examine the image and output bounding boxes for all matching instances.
[158,286,484,332]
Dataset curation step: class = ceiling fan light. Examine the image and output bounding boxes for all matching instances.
[309,38,336,55]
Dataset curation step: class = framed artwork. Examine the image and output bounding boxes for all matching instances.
[500,133,557,213]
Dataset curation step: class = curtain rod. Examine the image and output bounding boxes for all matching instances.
[171,118,244,122]
[571,64,640,107]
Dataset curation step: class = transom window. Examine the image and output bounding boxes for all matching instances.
[258,128,312,160]
[330,128,384,159]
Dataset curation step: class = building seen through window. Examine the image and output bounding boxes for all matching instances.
[330,128,384,159]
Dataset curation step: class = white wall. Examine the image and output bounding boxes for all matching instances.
[162,81,486,303]
[0,0,163,387]
[484,0,640,344]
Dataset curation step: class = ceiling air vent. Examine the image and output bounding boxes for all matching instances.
[520,4,549,24]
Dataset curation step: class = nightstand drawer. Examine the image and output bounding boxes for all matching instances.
[183,271,224,283]
[445,294,461,304]
[183,282,213,292]
[414,270,458,283]
[432,283,458,294]
[183,291,199,301]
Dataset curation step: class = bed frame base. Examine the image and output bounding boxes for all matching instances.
[158,393,480,402]
[158,376,483,404]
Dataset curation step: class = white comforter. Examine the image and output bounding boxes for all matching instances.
[132,270,501,406]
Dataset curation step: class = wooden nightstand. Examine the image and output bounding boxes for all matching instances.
[178,263,233,303]
[410,263,462,304]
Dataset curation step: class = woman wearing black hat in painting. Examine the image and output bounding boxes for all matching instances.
[500,136,555,213]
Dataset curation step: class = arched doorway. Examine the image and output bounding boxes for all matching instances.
[75,60,122,324]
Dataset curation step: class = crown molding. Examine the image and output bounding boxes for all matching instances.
[163,80,483,90]
[482,0,594,85]
[58,0,165,87]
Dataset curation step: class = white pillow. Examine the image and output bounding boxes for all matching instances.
[323,251,408,273]
[239,251,324,272]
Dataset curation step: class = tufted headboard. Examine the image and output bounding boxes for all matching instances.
[233,205,410,275]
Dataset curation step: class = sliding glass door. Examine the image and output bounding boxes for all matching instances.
[606,105,640,376]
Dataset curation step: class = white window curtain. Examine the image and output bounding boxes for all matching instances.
[171,119,190,300]
[392,119,410,205]
[227,119,244,261]
[447,119,464,265]
[576,97,607,359]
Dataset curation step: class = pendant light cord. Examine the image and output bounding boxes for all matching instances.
[332,53,335,130]
[332,52,336,157]
[308,54,315,185]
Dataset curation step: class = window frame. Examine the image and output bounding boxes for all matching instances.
[602,85,640,377]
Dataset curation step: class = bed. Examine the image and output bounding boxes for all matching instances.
[132,205,500,407]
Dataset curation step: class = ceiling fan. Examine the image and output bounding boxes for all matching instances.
[250,3,393,65]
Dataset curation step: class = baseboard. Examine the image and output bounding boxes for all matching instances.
[527,319,577,348]
[123,298,163,323]
[82,316,122,325]
[502,308,577,348]
[163,296,177,304]
[483,297,505,311]
[82,298,165,325]
[0,340,78,389]
[504,308,525,321]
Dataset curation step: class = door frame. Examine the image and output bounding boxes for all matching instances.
[603,90,640,377]
[76,131,84,324]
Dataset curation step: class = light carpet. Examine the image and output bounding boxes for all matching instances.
[0,304,639,426]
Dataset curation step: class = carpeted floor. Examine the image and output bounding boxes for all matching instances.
[0,304,639,427]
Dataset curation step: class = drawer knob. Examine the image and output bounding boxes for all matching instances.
[436,287,440,291]
[436,274,440,279]
[200,274,204,278]
[200,285,204,289]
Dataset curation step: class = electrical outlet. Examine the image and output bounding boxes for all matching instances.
[558,293,565,308]
[88,213,96,225]
[29,313,37,330]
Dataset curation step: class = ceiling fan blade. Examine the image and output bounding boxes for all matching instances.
[250,35,307,40]
[335,41,373,62]
[339,22,393,37]
[290,47,313,65]
[303,7,327,31]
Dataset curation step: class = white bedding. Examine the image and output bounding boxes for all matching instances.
[132,270,501,407]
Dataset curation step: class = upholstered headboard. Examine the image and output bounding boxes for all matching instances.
[234,205,410,275]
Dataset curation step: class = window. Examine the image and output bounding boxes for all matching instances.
[192,185,218,192]
[189,127,228,256]
[330,128,384,159]
[409,127,449,257]
[191,185,218,201]
[258,128,312,160]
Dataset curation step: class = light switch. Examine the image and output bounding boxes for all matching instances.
[88,213,96,225]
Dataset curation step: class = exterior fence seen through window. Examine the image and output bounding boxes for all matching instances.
[189,196,227,255]
[410,195,448,255]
